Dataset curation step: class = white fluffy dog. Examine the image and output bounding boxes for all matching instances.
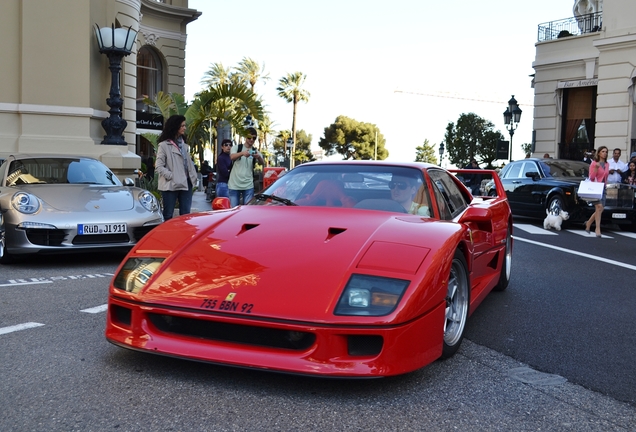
[543,209,570,231]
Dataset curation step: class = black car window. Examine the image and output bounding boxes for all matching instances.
[504,162,522,179]
[520,161,540,178]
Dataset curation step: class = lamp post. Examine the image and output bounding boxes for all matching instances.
[503,95,522,162]
[438,142,445,166]
[286,138,293,169]
[94,24,138,145]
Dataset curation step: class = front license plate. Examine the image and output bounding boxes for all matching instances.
[612,213,627,219]
[78,223,127,235]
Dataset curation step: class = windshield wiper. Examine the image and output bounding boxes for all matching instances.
[254,193,297,206]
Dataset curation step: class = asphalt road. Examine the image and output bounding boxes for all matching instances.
[1,217,635,431]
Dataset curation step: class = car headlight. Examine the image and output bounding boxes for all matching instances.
[138,190,159,212]
[11,192,40,214]
[334,274,410,316]
[113,257,164,294]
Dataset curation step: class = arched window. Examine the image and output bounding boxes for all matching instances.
[136,46,163,113]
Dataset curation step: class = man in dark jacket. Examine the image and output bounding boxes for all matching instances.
[215,139,233,198]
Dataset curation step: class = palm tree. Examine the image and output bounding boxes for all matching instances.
[276,72,310,169]
[186,83,264,165]
[201,62,232,87]
[234,57,270,92]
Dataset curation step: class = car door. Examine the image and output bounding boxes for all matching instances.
[510,161,543,215]
[499,161,526,213]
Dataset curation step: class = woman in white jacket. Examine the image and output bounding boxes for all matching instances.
[155,115,198,221]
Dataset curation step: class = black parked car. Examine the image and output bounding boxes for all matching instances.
[498,158,636,230]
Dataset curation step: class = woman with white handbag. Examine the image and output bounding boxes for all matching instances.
[584,146,610,237]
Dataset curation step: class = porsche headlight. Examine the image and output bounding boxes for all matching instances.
[334,274,410,316]
[11,192,40,214]
[113,257,164,294]
[138,190,159,212]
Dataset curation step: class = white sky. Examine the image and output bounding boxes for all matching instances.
[184,0,575,163]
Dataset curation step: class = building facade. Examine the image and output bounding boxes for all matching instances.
[0,0,200,177]
[533,0,636,161]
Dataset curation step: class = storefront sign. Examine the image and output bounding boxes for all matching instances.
[558,79,598,88]
[136,111,163,130]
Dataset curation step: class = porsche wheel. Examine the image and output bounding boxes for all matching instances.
[493,226,512,291]
[0,216,12,264]
[442,250,470,359]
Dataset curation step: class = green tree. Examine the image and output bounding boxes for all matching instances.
[414,139,438,164]
[234,57,270,92]
[319,115,388,160]
[521,142,533,157]
[443,113,503,168]
[277,71,310,169]
[201,62,233,87]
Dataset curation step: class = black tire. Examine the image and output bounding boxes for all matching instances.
[441,250,470,359]
[493,226,512,291]
[0,219,13,264]
[547,195,565,215]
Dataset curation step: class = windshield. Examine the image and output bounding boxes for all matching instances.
[541,160,590,178]
[6,158,122,186]
[253,164,431,215]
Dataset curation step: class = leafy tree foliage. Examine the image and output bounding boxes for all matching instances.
[443,113,504,168]
[414,139,439,164]
[319,116,388,160]
[521,142,533,157]
[234,57,270,92]
[272,129,314,166]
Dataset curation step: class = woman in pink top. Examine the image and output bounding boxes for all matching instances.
[584,146,609,237]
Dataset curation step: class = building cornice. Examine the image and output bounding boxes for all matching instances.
[593,33,636,50]
[0,103,108,119]
[140,0,201,25]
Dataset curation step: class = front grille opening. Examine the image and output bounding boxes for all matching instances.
[348,335,383,356]
[25,229,66,246]
[73,233,130,245]
[111,304,132,327]
[148,313,316,350]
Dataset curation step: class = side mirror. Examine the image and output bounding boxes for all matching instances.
[525,171,540,180]
[212,197,231,210]
[123,178,135,186]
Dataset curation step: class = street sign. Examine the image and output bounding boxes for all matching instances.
[497,140,509,160]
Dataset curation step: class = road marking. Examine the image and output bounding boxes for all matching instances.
[0,322,45,335]
[513,224,557,235]
[613,231,636,239]
[513,236,636,271]
[566,230,612,238]
[80,304,108,314]
[0,280,53,287]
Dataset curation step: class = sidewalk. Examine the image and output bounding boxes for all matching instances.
[190,190,211,214]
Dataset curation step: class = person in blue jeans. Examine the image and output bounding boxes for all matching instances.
[228,128,264,207]
[155,115,198,220]
[215,138,232,198]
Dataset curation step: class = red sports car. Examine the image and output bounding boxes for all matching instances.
[105,161,512,377]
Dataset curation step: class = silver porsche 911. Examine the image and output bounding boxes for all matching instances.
[0,154,163,263]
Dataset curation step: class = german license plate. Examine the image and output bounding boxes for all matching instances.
[78,223,127,235]
[612,213,627,219]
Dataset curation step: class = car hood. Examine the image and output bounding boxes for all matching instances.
[18,184,136,212]
[129,206,456,323]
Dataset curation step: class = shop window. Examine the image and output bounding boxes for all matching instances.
[137,46,163,113]
[559,86,596,161]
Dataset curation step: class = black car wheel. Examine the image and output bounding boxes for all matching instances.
[547,195,565,215]
[442,250,470,359]
[493,226,512,291]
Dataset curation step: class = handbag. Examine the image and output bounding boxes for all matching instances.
[577,179,604,200]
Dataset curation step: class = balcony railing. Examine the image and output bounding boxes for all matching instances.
[538,12,602,42]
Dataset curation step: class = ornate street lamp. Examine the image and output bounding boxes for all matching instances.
[503,95,522,162]
[94,24,138,145]
[438,142,445,166]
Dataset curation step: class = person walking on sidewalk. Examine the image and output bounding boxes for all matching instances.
[228,127,264,207]
[155,115,198,221]
[215,139,232,198]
